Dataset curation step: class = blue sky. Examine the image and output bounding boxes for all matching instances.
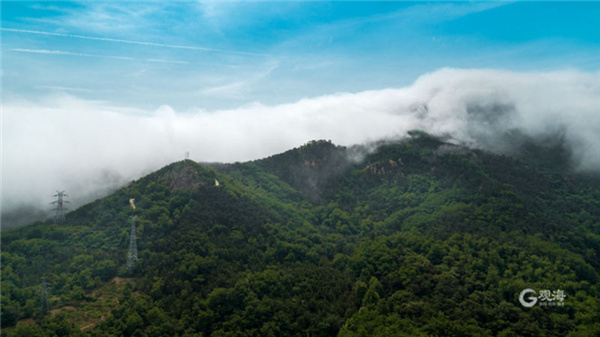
[2,1,599,110]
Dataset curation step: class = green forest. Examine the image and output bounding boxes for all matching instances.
[2,133,599,336]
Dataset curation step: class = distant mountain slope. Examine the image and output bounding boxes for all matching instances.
[252,140,352,202]
[2,134,599,336]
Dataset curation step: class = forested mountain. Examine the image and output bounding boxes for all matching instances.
[2,133,599,337]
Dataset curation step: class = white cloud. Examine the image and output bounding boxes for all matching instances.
[2,68,599,226]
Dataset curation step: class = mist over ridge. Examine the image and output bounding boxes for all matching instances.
[2,67,599,228]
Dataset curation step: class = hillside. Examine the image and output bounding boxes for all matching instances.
[2,134,600,337]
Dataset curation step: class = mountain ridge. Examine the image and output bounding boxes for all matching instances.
[2,134,599,336]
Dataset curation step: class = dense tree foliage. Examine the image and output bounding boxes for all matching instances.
[2,134,599,336]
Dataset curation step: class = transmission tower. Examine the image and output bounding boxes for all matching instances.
[127,216,138,272]
[51,191,69,223]
[40,277,49,316]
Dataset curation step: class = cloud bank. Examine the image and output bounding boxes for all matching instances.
[2,68,599,227]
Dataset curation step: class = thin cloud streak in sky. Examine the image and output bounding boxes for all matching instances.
[201,63,279,96]
[1,28,270,56]
[13,48,190,64]
[146,59,189,65]
[36,85,97,93]
[14,48,134,60]
[14,48,75,55]
[2,68,599,227]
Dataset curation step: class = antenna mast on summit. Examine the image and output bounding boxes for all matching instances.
[51,191,69,223]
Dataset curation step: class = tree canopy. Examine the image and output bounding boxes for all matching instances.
[2,135,599,336]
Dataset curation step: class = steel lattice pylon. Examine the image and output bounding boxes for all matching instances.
[127,216,138,272]
[51,191,69,223]
[40,277,49,316]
